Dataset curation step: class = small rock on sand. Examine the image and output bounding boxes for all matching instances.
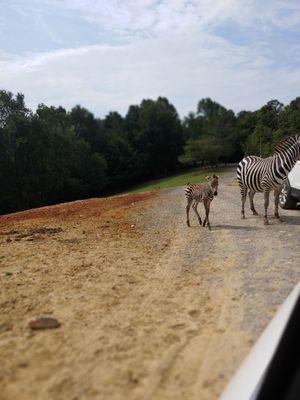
[28,316,61,330]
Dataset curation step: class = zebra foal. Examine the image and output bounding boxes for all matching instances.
[237,135,300,225]
[185,175,219,230]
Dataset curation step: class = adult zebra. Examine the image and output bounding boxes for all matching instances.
[237,135,300,224]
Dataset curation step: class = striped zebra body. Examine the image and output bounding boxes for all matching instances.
[185,183,214,203]
[237,135,300,224]
[185,175,219,230]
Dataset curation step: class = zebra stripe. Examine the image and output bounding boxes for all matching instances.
[185,175,219,230]
[237,135,300,223]
[185,183,214,203]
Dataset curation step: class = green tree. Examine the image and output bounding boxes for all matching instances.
[258,100,284,131]
[103,136,139,188]
[34,104,107,201]
[236,110,259,155]
[69,105,104,153]
[195,98,237,161]
[0,90,29,126]
[138,97,183,176]
[285,97,300,134]
[103,111,124,137]
[179,136,222,166]
[179,98,238,163]
[0,91,32,210]
[182,112,203,141]
[245,124,273,157]
[124,105,141,146]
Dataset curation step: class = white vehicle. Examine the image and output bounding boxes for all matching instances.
[221,282,300,400]
[279,160,300,209]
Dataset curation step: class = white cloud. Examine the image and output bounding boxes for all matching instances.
[56,0,300,36]
[57,0,243,38]
[0,0,300,117]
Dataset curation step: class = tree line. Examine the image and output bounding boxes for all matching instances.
[180,98,300,165]
[0,89,299,214]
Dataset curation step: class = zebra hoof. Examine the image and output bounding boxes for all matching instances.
[274,214,282,222]
[253,211,259,216]
[264,219,269,225]
[187,221,190,227]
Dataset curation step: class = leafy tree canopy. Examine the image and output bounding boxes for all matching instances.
[0,89,299,214]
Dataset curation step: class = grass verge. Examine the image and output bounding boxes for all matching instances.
[127,167,222,193]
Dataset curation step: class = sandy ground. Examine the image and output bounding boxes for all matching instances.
[0,170,299,400]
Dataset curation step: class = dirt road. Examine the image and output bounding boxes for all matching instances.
[0,170,299,400]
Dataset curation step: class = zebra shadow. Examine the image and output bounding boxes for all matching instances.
[281,214,300,225]
[212,224,261,231]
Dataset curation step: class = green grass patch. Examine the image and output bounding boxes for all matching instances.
[127,168,221,193]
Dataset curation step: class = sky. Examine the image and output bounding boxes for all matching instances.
[0,0,300,118]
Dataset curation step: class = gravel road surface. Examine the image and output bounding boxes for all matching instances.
[0,169,299,400]
[130,169,300,399]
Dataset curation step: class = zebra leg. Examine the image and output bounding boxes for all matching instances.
[202,200,211,230]
[249,191,258,215]
[274,189,283,221]
[241,186,248,219]
[186,199,192,227]
[192,201,202,226]
[263,191,270,225]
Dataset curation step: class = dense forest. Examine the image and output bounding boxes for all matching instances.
[1,89,300,214]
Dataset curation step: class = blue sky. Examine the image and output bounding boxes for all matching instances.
[1,0,300,117]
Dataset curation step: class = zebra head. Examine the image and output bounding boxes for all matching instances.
[207,174,219,196]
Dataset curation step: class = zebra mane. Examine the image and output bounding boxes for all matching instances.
[272,135,299,155]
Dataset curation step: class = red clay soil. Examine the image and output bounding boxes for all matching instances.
[0,192,154,225]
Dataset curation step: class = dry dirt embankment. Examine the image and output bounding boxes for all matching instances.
[0,170,299,400]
